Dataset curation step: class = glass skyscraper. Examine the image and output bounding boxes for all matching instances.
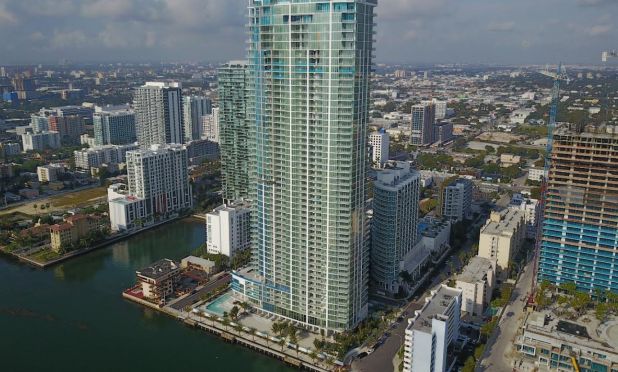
[218,61,250,202]
[233,0,377,332]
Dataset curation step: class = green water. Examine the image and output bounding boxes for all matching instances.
[0,219,293,372]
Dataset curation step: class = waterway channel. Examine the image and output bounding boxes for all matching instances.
[0,219,293,372]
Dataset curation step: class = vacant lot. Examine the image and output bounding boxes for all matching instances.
[0,186,108,217]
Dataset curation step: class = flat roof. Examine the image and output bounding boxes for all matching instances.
[409,285,461,334]
[481,209,524,236]
[137,259,179,280]
[457,256,494,283]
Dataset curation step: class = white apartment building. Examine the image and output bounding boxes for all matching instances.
[74,143,139,170]
[528,167,547,182]
[369,130,390,166]
[422,99,448,120]
[455,256,496,318]
[440,178,473,222]
[37,164,64,183]
[478,209,526,277]
[201,107,220,143]
[21,131,61,152]
[510,193,540,239]
[93,105,137,146]
[404,285,462,372]
[134,82,184,147]
[371,161,420,295]
[206,202,251,258]
[108,144,192,232]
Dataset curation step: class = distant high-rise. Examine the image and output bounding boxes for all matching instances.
[218,61,249,202]
[232,0,377,332]
[134,82,184,147]
[369,130,390,166]
[31,114,49,133]
[371,162,420,295]
[538,125,618,293]
[201,108,220,143]
[411,103,436,146]
[93,106,137,146]
[439,178,473,222]
[48,115,85,143]
[183,95,212,143]
[108,144,192,232]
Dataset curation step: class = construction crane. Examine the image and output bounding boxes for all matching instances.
[528,64,569,307]
[602,50,617,62]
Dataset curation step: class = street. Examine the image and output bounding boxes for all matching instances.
[478,257,535,371]
[353,214,486,372]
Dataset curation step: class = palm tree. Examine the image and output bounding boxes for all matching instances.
[233,323,243,335]
[248,327,256,341]
[230,305,240,320]
[271,322,281,337]
[222,317,230,332]
[278,338,286,352]
[309,350,318,364]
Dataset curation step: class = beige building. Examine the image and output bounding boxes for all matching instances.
[37,164,64,182]
[50,214,101,252]
[478,209,526,277]
[455,256,497,318]
[500,154,522,167]
[136,259,181,303]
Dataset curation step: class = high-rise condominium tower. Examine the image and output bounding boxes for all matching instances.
[218,61,250,202]
[93,106,137,146]
[236,0,377,332]
[183,95,212,142]
[134,82,184,147]
[411,103,436,146]
[538,125,618,293]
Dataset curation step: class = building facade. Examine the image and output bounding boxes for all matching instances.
[478,209,526,276]
[134,82,184,147]
[218,61,250,202]
[539,126,618,293]
[74,144,139,170]
[93,106,137,146]
[369,130,390,166]
[37,164,64,183]
[21,131,61,151]
[403,285,462,372]
[235,0,377,332]
[411,103,436,146]
[440,178,473,222]
[201,107,220,143]
[108,145,192,232]
[371,162,420,295]
[206,202,251,258]
[183,95,212,142]
[455,256,496,317]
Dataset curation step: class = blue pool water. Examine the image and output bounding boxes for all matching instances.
[205,292,233,316]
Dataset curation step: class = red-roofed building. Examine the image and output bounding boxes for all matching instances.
[50,214,102,252]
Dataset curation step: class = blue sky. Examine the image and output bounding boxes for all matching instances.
[0,0,616,65]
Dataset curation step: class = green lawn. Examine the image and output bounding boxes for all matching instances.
[28,249,62,263]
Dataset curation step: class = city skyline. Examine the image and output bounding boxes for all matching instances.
[0,0,616,65]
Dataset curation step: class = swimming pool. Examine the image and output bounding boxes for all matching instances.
[204,292,233,317]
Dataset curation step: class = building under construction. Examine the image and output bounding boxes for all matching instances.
[538,123,618,293]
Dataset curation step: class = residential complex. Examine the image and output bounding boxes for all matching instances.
[134,82,184,147]
[206,202,251,258]
[93,105,137,146]
[233,0,377,332]
[218,61,250,202]
[369,130,390,166]
[478,209,526,276]
[49,115,85,143]
[183,95,212,142]
[50,214,102,252]
[403,285,462,372]
[37,164,64,182]
[21,131,61,151]
[371,161,420,295]
[539,125,618,293]
[136,259,181,303]
[528,167,547,182]
[455,256,496,318]
[509,193,540,239]
[108,144,192,232]
[74,143,139,170]
[411,103,435,146]
[439,178,473,223]
[202,108,220,143]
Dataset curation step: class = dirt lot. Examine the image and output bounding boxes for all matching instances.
[476,132,526,143]
[0,187,108,217]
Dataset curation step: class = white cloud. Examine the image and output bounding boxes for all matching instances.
[81,0,133,18]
